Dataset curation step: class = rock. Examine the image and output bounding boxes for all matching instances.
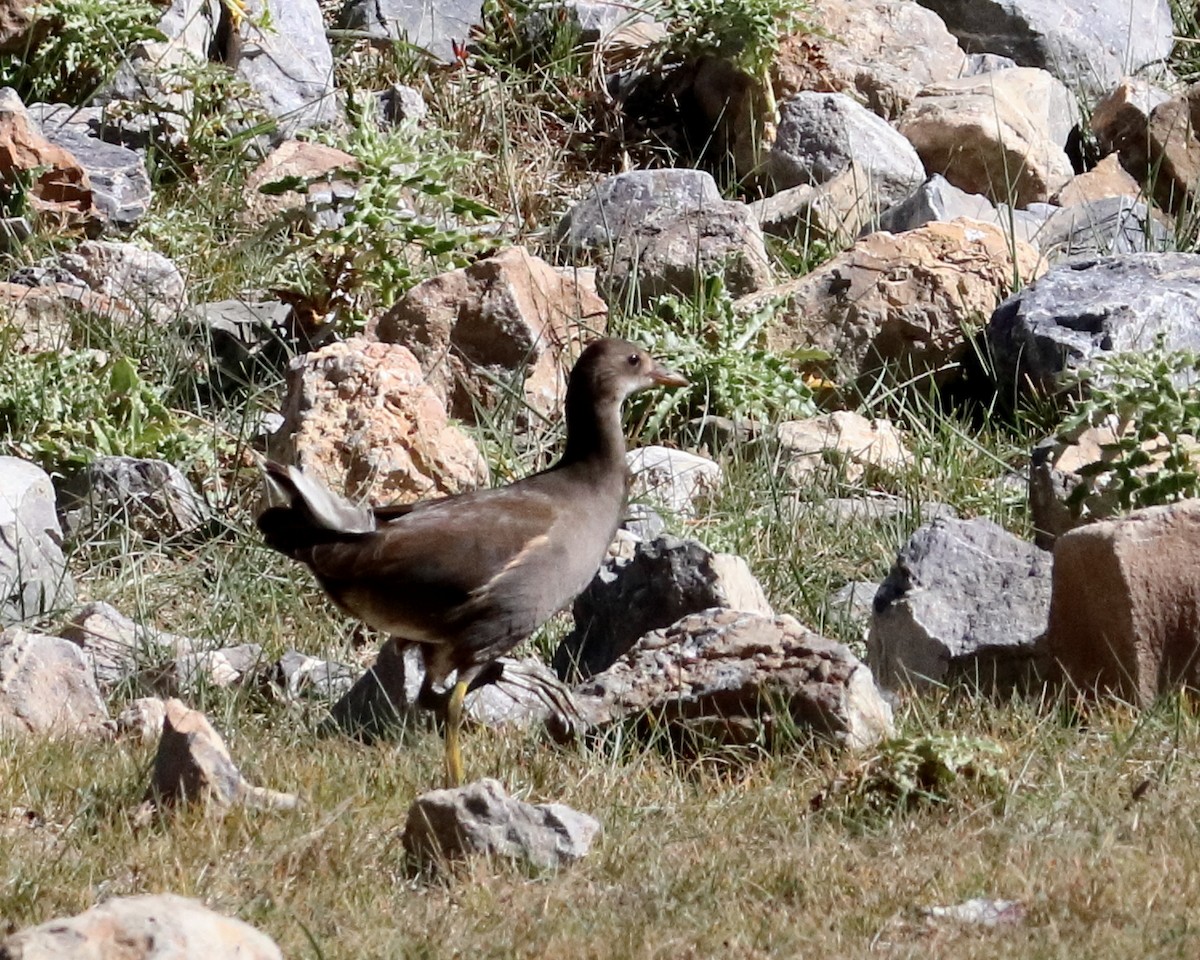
[32,114,151,230]
[0,281,134,353]
[56,456,212,542]
[330,640,575,739]
[554,0,654,43]
[911,0,1174,96]
[0,457,74,624]
[0,87,98,231]
[266,649,357,701]
[827,580,880,627]
[876,174,1043,247]
[776,412,913,485]
[600,200,774,308]
[1040,499,1200,706]
[0,627,108,737]
[377,83,427,125]
[269,337,490,505]
[773,0,967,119]
[404,778,600,869]
[172,643,263,693]
[1035,197,1171,264]
[1052,154,1145,207]
[33,240,187,322]
[574,609,894,749]
[985,253,1200,402]
[898,67,1076,206]
[372,246,605,422]
[0,893,284,960]
[626,446,721,517]
[765,92,926,212]
[554,535,773,681]
[868,517,1052,691]
[340,0,484,63]
[188,298,295,396]
[555,168,724,253]
[114,696,169,742]
[234,0,337,140]
[0,0,33,52]
[1090,78,1172,158]
[739,220,1041,392]
[145,698,299,810]
[242,139,357,227]
[60,601,194,691]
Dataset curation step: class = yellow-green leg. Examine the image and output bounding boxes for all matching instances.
[444,678,469,788]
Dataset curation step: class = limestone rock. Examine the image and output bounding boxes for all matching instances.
[1090,78,1172,159]
[373,246,605,422]
[869,517,1052,691]
[1035,197,1171,264]
[0,627,108,737]
[773,0,967,119]
[740,219,1040,391]
[898,67,1076,206]
[0,457,74,624]
[574,609,894,750]
[340,0,484,63]
[37,240,187,322]
[626,446,721,518]
[0,893,283,960]
[404,778,600,869]
[0,281,132,352]
[554,535,773,681]
[242,139,357,226]
[114,696,169,742]
[61,601,194,691]
[269,337,489,505]
[265,650,357,701]
[146,698,298,811]
[777,412,912,485]
[1040,499,1200,706]
[1052,155,1146,208]
[877,174,1043,247]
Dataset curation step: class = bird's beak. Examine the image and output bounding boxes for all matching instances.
[649,361,688,388]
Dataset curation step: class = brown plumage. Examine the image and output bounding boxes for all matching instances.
[258,337,687,784]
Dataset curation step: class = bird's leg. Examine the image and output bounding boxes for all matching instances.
[444,677,469,788]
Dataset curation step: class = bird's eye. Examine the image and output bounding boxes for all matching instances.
[626,353,640,367]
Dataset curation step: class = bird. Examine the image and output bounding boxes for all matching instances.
[257,337,688,786]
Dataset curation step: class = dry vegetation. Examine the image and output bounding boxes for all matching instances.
[4,0,1200,956]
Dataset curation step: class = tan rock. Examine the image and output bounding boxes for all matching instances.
[1091,78,1172,157]
[372,246,606,423]
[777,412,912,484]
[0,88,97,229]
[243,138,356,225]
[271,337,489,505]
[751,161,895,244]
[739,219,1041,389]
[0,627,109,738]
[0,281,132,351]
[0,0,33,52]
[1052,154,1145,207]
[899,68,1076,206]
[774,0,968,119]
[1041,499,1200,706]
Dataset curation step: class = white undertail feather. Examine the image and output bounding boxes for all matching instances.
[267,465,375,534]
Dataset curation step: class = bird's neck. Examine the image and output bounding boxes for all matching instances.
[558,388,628,474]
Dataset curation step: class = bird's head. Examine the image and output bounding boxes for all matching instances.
[571,337,688,406]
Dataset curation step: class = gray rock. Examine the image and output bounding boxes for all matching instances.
[0,626,108,737]
[114,695,169,742]
[558,0,653,42]
[868,517,1052,691]
[963,52,1019,74]
[267,649,357,701]
[0,216,30,250]
[340,0,484,63]
[1036,197,1172,264]
[765,92,925,210]
[985,253,1200,401]
[573,609,895,749]
[61,601,194,691]
[827,580,880,626]
[376,83,427,125]
[0,893,284,960]
[913,0,1174,96]
[404,778,600,869]
[33,119,151,230]
[172,643,263,693]
[0,457,74,624]
[555,168,724,252]
[876,174,1042,246]
[38,240,187,321]
[146,698,299,810]
[554,535,773,681]
[626,446,721,518]
[188,298,295,394]
[237,0,338,140]
[57,456,212,543]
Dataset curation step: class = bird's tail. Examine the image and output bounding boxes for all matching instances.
[257,462,375,555]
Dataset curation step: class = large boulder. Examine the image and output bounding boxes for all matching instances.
[339,0,484,63]
[869,517,1052,691]
[0,457,74,623]
[1041,499,1200,706]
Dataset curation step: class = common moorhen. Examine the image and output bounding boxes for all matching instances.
[258,337,687,785]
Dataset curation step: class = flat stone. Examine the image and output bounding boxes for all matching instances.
[626,446,721,517]
[0,627,108,738]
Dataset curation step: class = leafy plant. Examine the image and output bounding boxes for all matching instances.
[0,0,163,104]
[621,275,824,440]
[266,97,499,333]
[1058,339,1200,511]
[0,347,219,475]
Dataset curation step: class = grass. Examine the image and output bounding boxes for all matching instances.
[5,1,1200,956]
